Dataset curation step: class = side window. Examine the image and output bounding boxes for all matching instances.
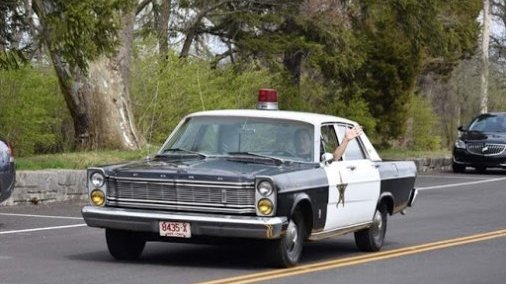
[320,125,339,157]
[336,125,366,160]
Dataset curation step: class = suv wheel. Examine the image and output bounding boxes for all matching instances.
[452,162,466,173]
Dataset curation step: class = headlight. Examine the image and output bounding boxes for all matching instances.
[257,181,273,197]
[454,139,466,149]
[90,189,105,206]
[91,172,105,187]
[257,198,273,215]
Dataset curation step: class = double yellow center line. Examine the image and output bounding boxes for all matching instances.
[199,229,506,284]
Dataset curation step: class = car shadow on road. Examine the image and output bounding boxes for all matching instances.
[66,237,364,269]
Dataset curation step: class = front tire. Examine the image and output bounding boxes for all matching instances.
[452,162,465,173]
[354,204,388,252]
[269,210,305,268]
[106,229,146,260]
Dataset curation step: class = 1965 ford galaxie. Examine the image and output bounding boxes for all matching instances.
[82,89,417,267]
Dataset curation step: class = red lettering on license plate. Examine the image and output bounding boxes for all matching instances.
[159,221,191,238]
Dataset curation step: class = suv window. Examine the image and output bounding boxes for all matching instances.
[468,114,506,132]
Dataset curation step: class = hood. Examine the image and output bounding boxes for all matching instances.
[101,156,318,183]
[460,130,506,143]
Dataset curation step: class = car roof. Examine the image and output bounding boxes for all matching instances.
[479,112,506,116]
[185,109,357,126]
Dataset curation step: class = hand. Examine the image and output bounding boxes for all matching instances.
[344,125,363,142]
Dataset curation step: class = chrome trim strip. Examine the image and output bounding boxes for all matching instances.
[108,179,254,189]
[107,197,255,208]
[107,201,256,214]
[83,206,285,225]
[109,176,255,186]
[308,222,372,241]
[408,188,418,207]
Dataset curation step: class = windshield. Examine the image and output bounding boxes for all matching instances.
[467,114,506,132]
[160,116,315,162]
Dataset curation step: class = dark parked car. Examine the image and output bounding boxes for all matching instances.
[0,138,16,203]
[452,112,506,173]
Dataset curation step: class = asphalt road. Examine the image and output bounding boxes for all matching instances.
[1,170,505,284]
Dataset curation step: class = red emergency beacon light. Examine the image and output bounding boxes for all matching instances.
[256,88,279,110]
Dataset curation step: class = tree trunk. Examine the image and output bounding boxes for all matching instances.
[480,0,491,114]
[283,50,303,87]
[48,9,143,150]
[159,0,171,58]
[282,17,303,87]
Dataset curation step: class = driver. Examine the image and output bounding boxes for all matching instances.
[294,128,313,161]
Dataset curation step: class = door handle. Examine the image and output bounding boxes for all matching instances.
[347,165,356,171]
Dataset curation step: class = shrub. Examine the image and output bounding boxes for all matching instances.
[0,65,69,156]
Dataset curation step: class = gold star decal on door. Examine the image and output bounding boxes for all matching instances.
[337,171,347,207]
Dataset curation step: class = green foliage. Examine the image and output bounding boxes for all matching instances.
[39,0,133,73]
[0,65,70,156]
[0,0,30,70]
[406,95,441,151]
[131,42,277,145]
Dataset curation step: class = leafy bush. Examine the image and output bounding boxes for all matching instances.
[405,95,442,151]
[0,65,70,156]
[131,47,278,145]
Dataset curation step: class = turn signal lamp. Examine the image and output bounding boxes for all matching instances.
[258,198,273,215]
[90,189,106,206]
[257,88,278,110]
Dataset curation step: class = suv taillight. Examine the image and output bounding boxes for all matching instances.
[7,143,14,162]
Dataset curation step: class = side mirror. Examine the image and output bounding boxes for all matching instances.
[321,153,334,165]
[457,126,465,132]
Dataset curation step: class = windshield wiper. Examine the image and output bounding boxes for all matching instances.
[157,148,207,158]
[227,152,284,165]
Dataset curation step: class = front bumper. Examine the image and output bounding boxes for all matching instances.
[82,206,288,240]
[453,148,506,168]
[407,188,418,207]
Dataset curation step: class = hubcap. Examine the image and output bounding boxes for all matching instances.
[286,220,298,252]
[371,209,384,243]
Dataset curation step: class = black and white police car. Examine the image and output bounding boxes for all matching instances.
[82,89,417,267]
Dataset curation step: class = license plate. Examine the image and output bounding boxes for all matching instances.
[159,221,191,238]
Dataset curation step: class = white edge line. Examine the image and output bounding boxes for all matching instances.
[0,224,87,235]
[418,175,491,180]
[418,177,506,191]
[0,212,83,220]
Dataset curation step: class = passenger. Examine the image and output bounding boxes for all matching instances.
[333,125,362,161]
[294,125,363,162]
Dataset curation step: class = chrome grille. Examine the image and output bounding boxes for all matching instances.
[106,178,256,214]
[467,143,506,155]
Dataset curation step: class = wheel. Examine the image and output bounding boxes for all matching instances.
[354,204,387,252]
[269,210,305,268]
[452,162,465,173]
[106,229,146,260]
